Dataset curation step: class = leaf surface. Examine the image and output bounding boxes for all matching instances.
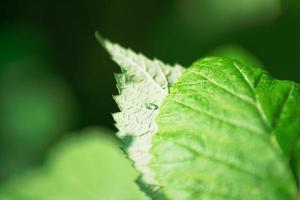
[150,57,300,199]
[96,33,184,186]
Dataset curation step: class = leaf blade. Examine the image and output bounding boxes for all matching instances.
[96,33,184,186]
[150,57,299,199]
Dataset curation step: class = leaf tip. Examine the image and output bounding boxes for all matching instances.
[95,31,106,46]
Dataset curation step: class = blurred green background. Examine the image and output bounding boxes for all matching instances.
[0,0,300,195]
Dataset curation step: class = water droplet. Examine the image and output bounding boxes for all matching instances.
[145,103,159,110]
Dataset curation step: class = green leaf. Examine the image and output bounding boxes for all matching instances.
[95,33,184,187]
[150,57,300,199]
[209,45,264,68]
[0,128,148,200]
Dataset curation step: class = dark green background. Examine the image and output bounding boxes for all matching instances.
[0,0,299,184]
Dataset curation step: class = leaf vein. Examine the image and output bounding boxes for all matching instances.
[188,70,256,107]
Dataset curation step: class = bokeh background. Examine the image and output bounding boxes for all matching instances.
[0,0,300,189]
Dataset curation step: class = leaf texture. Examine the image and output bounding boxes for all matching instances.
[150,57,300,199]
[95,33,184,186]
